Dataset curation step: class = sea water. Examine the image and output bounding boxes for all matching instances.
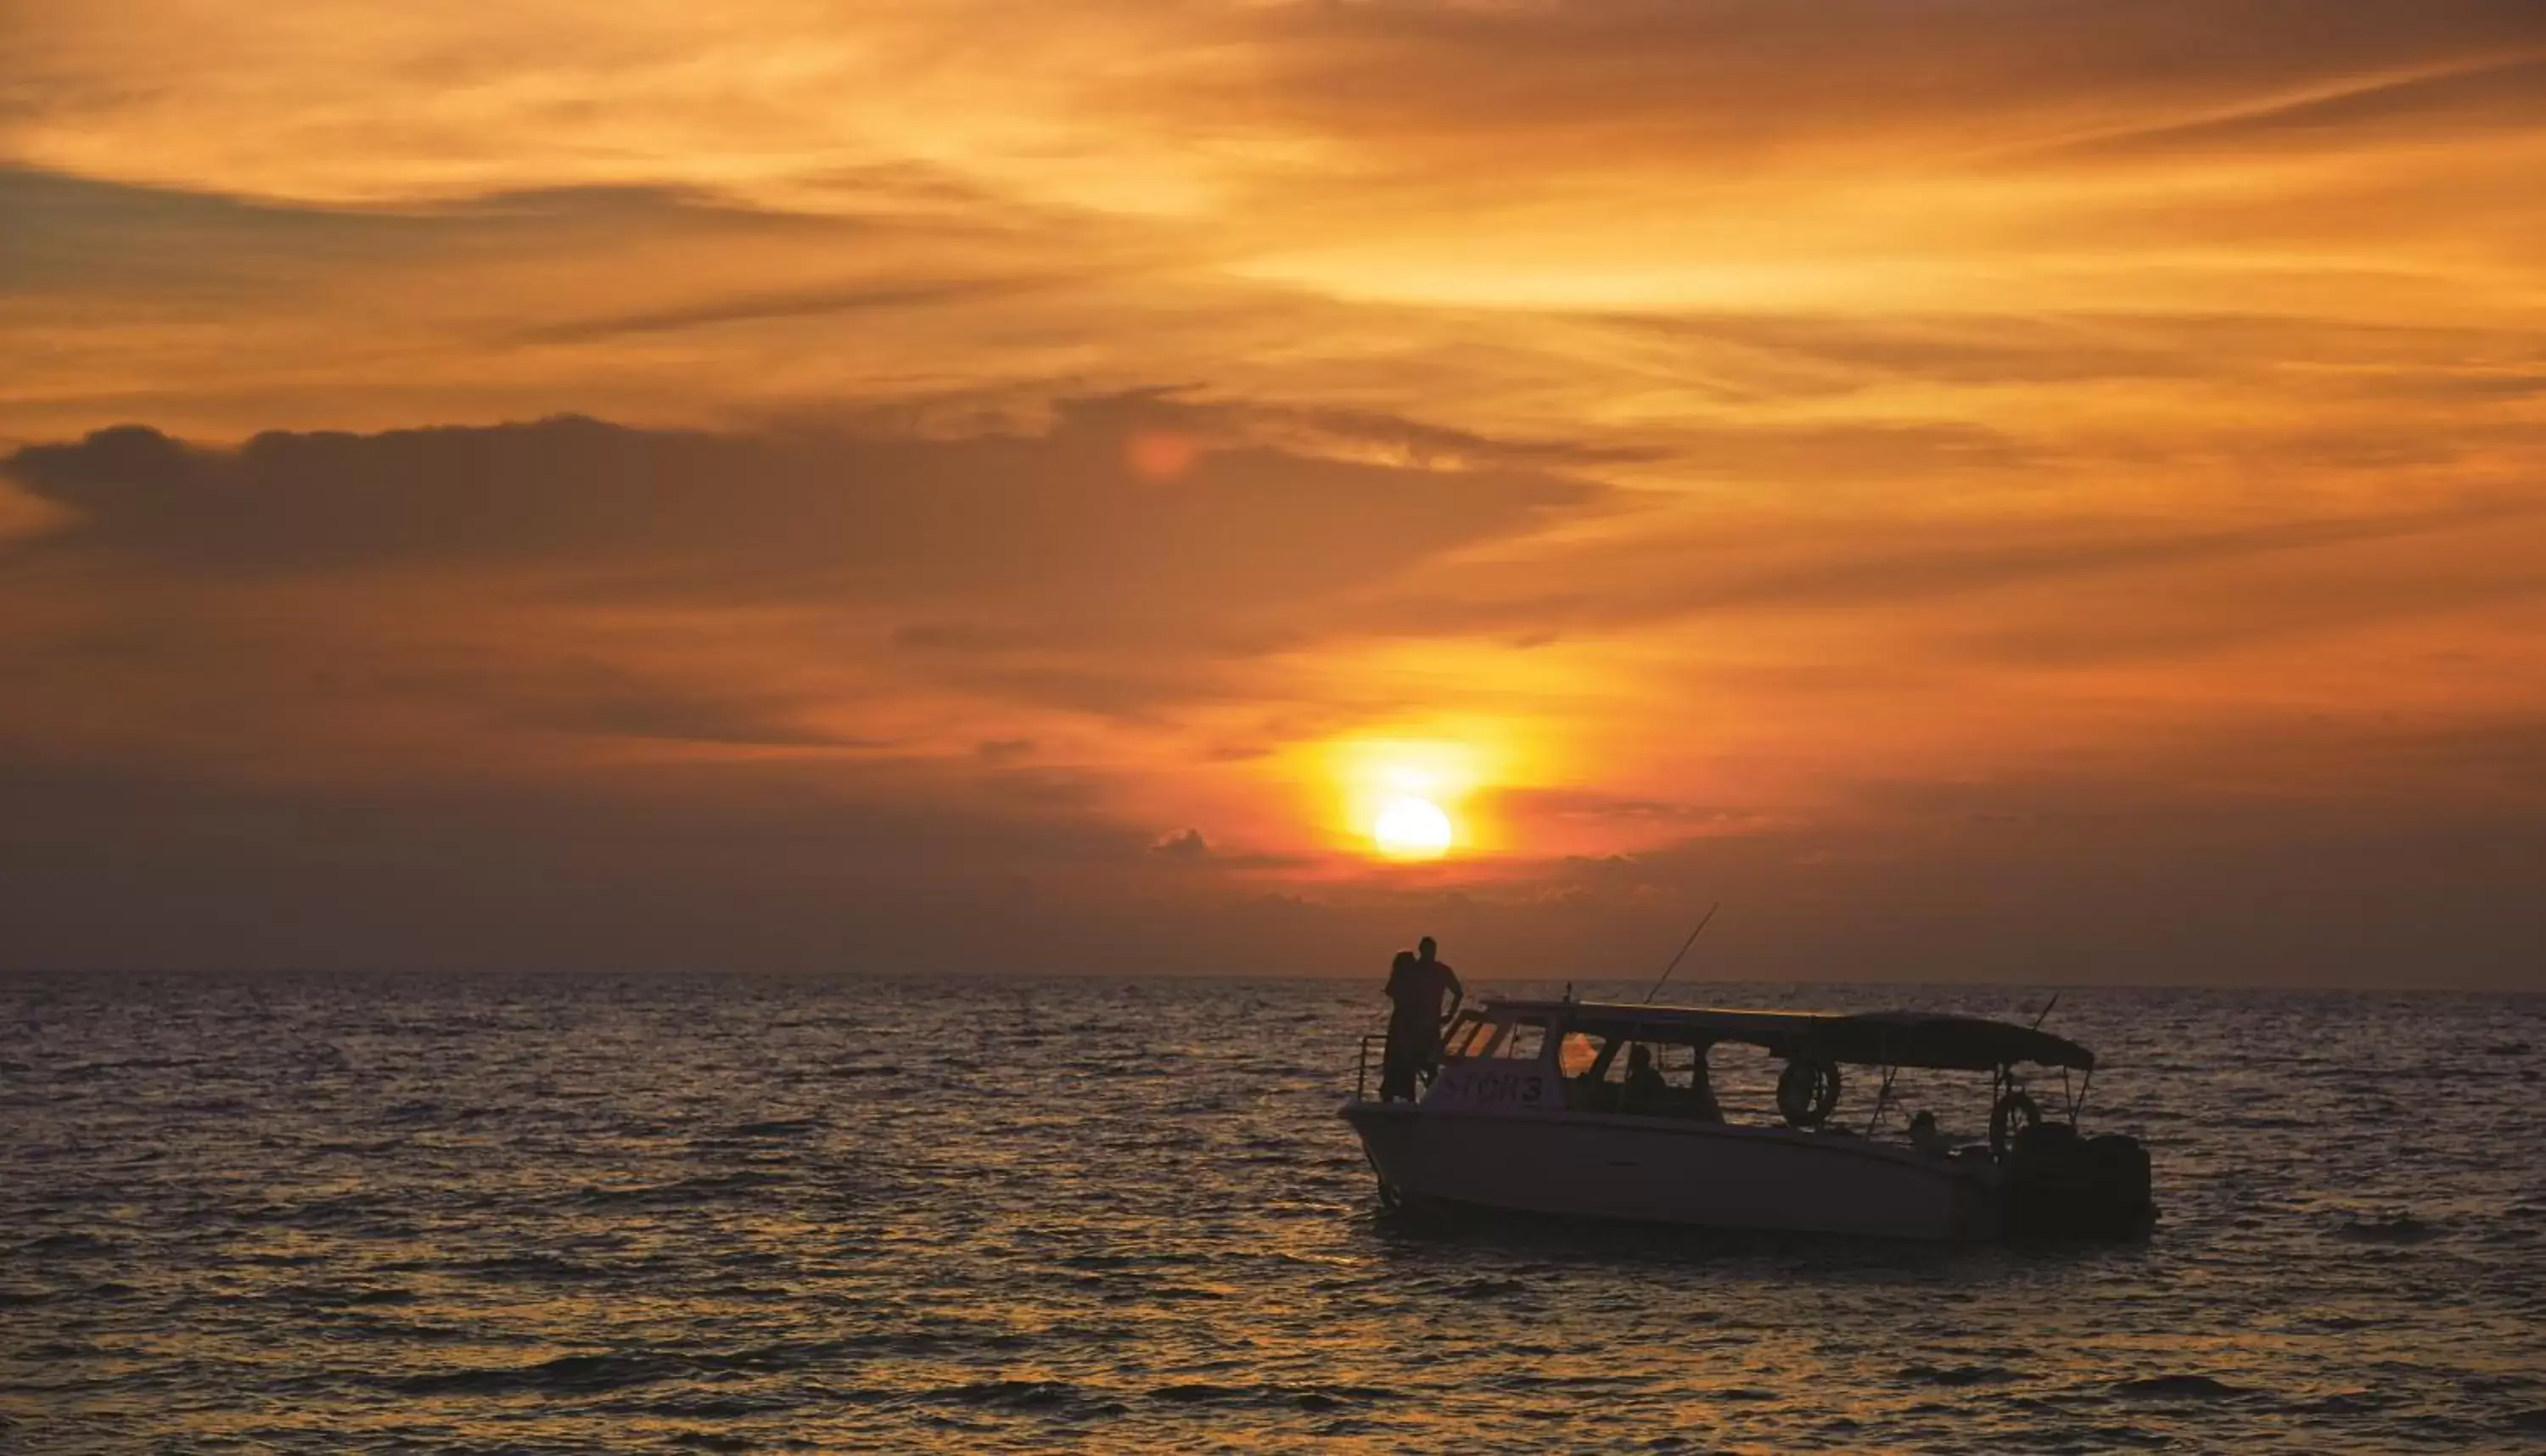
[3,973,2542,1451]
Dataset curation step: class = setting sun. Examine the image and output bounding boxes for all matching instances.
[1304,732,1512,862]
[1373,795,1455,859]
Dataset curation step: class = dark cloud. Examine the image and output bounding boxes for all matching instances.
[1074,391,1664,471]
[488,660,885,748]
[0,168,872,298]
[3,402,1604,655]
[1149,827,1210,858]
[1497,787,1749,829]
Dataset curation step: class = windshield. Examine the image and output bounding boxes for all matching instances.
[1500,1019,1548,1061]
[1441,1011,1496,1059]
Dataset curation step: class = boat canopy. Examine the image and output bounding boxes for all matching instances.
[1480,999,2095,1072]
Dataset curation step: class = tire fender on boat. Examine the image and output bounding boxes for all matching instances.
[1776,1056,1842,1128]
[1991,1089,2043,1156]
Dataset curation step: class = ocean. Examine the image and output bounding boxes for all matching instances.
[3,973,2542,1452]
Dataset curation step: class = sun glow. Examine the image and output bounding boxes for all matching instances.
[1372,795,1455,858]
[1304,732,1507,862]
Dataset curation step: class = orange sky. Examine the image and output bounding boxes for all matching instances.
[3,2,2542,983]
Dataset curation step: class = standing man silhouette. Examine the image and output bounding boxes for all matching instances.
[1379,937,1465,1100]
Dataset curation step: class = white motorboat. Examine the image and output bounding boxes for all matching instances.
[1340,997,2153,1241]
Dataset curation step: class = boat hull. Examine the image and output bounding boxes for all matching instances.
[1343,1100,2001,1241]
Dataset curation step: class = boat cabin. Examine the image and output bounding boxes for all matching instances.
[1416,998,2096,1156]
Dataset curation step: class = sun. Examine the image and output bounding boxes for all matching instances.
[1373,795,1455,859]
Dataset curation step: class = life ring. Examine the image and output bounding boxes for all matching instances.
[1990,1089,2042,1155]
[1776,1056,1842,1128]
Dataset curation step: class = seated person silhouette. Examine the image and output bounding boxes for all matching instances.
[1680,1044,1726,1123]
[1908,1110,1954,1157]
[1571,1062,1612,1112]
[1618,1044,1668,1114]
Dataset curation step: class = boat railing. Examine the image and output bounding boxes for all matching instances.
[1353,1033,1385,1101]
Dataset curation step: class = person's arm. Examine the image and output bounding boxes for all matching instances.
[1440,964,1465,1022]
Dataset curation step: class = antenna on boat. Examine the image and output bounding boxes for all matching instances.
[1642,902,1720,1004]
[2029,991,2062,1031]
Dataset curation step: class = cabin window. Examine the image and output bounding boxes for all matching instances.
[1497,1019,1549,1061]
[1442,1013,1499,1059]
[1601,1039,1662,1083]
[1659,1042,1709,1089]
[1705,1041,1786,1124]
[1558,1031,1608,1079]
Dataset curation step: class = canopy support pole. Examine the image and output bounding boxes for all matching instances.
[1865,1064,1898,1135]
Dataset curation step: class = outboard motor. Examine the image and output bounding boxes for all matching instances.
[2004,1123,2156,1240]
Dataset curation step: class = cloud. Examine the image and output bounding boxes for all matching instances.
[1605,312,2199,390]
[2035,52,2546,162]
[4,403,1602,635]
[512,274,1078,344]
[1149,827,1209,858]
[1343,496,2546,656]
[485,660,889,748]
[1498,787,1747,828]
[1197,0,2546,174]
[0,170,814,288]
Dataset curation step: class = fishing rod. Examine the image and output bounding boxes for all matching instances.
[2030,991,2062,1031]
[1642,902,1720,1004]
